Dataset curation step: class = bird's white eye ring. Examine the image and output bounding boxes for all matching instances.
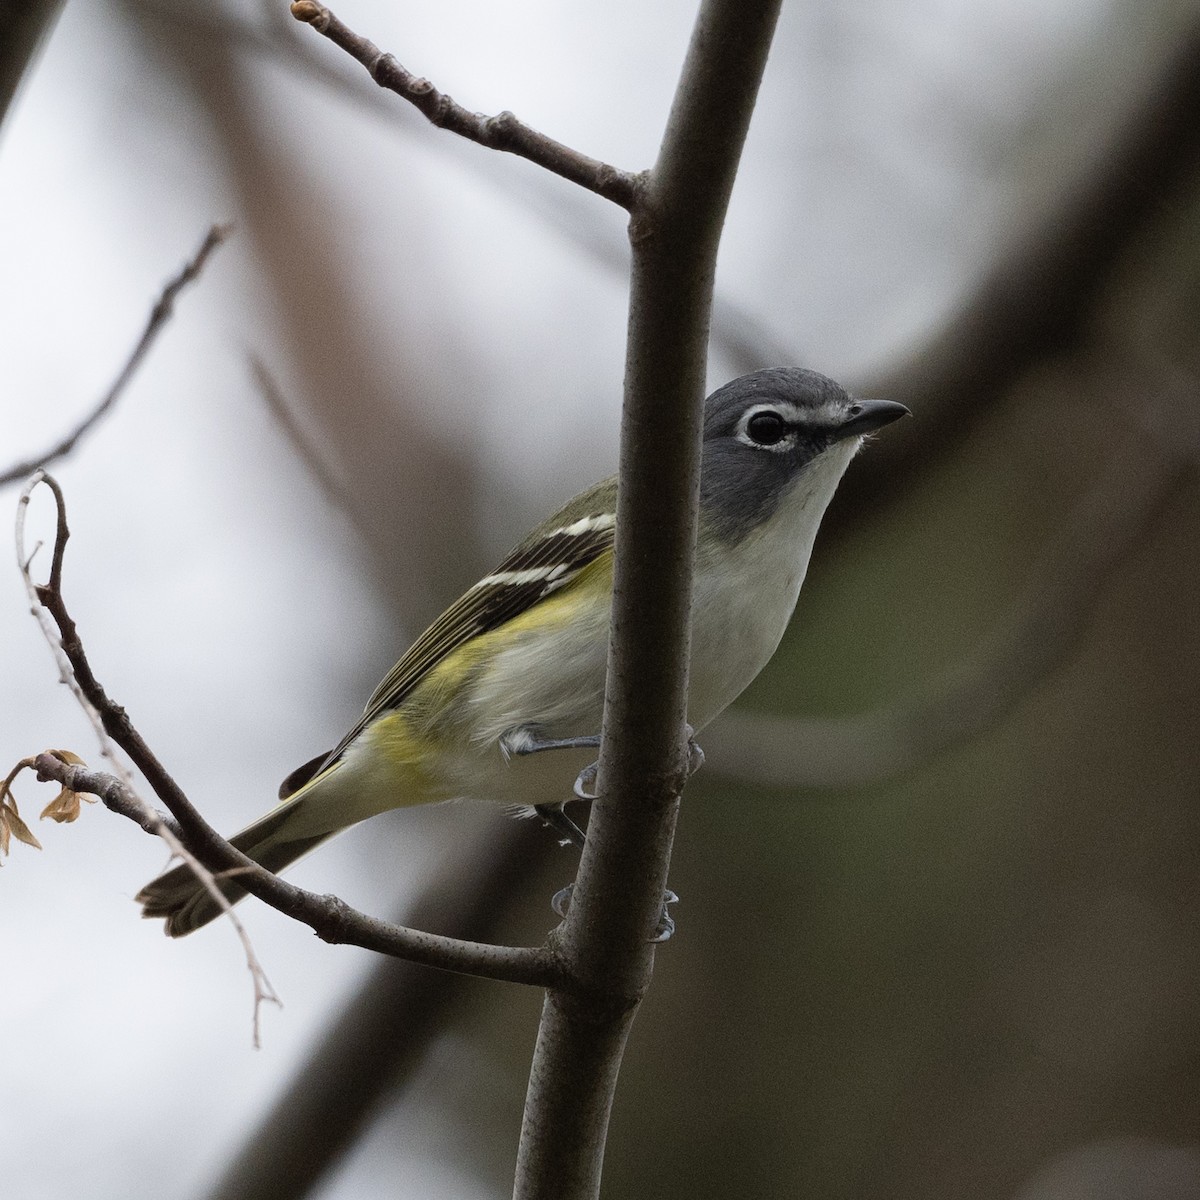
[745,410,788,446]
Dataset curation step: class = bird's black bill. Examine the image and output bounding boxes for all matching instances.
[835,398,911,441]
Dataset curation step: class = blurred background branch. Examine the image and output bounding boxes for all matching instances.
[248,355,366,541]
[0,0,63,128]
[851,17,1200,518]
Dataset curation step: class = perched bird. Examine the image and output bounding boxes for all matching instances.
[139,368,908,935]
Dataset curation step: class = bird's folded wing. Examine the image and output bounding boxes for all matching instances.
[316,477,619,774]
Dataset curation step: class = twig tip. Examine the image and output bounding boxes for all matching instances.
[291,1,327,28]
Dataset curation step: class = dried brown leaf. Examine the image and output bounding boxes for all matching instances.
[36,750,94,824]
[41,790,95,823]
[46,749,86,767]
[2,798,43,855]
[40,788,82,823]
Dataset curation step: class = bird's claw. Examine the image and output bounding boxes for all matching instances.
[574,761,598,801]
[550,884,679,942]
[551,883,574,919]
[684,725,705,777]
[651,889,679,942]
[570,729,699,803]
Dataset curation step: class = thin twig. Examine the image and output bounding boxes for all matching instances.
[248,354,365,537]
[16,471,282,1045]
[288,2,640,210]
[0,226,230,488]
[16,473,565,990]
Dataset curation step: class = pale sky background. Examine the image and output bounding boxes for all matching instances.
[2,1,1195,1197]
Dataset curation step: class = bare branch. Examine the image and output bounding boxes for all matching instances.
[17,473,565,990]
[0,225,229,488]
[288,2,639,209]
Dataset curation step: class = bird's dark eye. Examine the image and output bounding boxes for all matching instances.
[746,411,788,446]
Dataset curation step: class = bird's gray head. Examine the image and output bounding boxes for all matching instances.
[700,367,908,541]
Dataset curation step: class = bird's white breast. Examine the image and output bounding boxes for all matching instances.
[688,439,858,728]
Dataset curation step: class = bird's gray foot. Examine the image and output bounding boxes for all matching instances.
[551,882,574,919]
[574,761,598,801]
[684,725,705,776]
[550,883,679,942]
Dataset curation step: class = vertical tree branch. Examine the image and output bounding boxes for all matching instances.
[513,2,784,1197]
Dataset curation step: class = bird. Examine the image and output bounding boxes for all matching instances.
[138,367,908,935]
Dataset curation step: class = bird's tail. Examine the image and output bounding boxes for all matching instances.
[136,797,332,938]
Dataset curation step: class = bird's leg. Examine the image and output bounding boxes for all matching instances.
[499,726,601,760]
[501,723,701,939]
[533,802,587,848]
[500,724,704,796]
[500,725,600,846]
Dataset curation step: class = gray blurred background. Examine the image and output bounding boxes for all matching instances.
[2,1,1198,1197]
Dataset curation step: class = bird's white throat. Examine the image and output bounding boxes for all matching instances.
[688,437,859,728]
